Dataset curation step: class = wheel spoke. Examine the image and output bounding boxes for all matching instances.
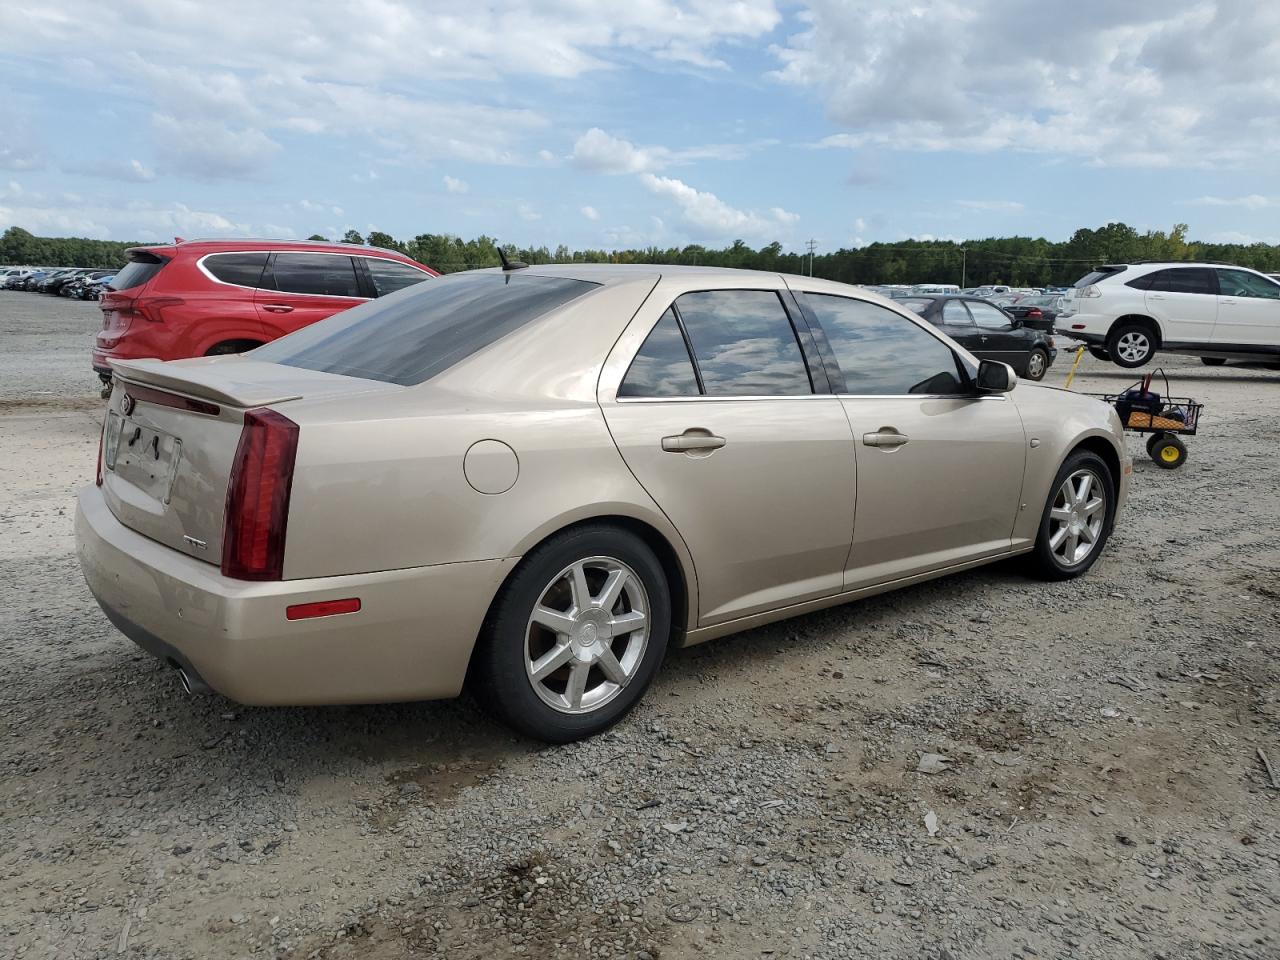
[1049,526,1068,550]
[608,609,646,636]
[596,568,628,613]
[1050,507,1073,523]
[1082,496,1105,518]
[569,562,591,613]
[530,641,574,682]
[596,645,628,685]
[1074,473,1093,505]
[1079,523,1097,544]
[532,605,577,636]
[565,660,590,709]
[1064,530,1079,560]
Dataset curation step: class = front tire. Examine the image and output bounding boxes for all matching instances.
[1024,348,1049,381]
[1087,346,1111,361]
[1026,450,1116,580]
[1106,322,1157,368]
[470,524,671,742]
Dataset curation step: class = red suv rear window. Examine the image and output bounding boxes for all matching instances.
[109,252,169,291]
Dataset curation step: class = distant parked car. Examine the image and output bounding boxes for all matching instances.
[1058,262,1280,367]
[899,295,1056,380]
[1006,294,1065,332]
[94,239,438,393]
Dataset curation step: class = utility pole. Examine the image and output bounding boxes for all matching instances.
[806,238,817,277]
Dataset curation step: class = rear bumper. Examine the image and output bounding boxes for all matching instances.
[75,484,516,705]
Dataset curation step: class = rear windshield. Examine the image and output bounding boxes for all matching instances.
[1074,266,1126,288]
[110,252,169,291]
[253,271,600,385]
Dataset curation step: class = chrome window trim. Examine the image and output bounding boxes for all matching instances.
[195,251,431,299]
[614,392,1004,403]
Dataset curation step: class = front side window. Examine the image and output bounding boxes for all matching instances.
[1217,269,1280,300]
[618,309,701,398]
[1140,268,1216,295]
[805,294,966,396]
[253,272,599,385]
[674,290,813,396]
[364,258,432,297]
[968,301,1012,329]
[941,300,973,325]
[203,252,269,288]
[268,253,361,297]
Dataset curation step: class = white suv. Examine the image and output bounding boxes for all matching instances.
[1058,262,1280,368]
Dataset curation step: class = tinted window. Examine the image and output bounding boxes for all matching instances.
[674,290,812,396]
[941,300,973,325]
[364,258,431,297]
[618,309,700,398]
[805,294,966,396]
[1217,269,1280,300]
[1075,267,1126,287]
[968,301,1011,329]
[203,252,269,288]
[253,272,599,386]
[268,253,361,297]
[109,254,167,291]
[1139,268,1215,295]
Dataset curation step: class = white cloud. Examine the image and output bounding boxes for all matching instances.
[775,1,1280,167]
[581,205,600,221]
[1206,230,1279,245]
[1187,195,1276,210]
[572,128,670,175]
[0,187,251,240]
[517,203,541,221]
[640,173,798,239]
[956,200,1025,213]
[65,158,156,183]
[151,114,281,180]
[443,175,469,194]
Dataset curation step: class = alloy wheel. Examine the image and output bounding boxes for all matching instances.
[1027,352,1046,379]
[1115,331,1150,364]
[524,556,650,715]
[1048,469,1107,567]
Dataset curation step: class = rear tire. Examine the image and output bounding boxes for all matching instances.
[1087,346,1111,361]
[1023,348,1049,381]
[470,524,671,743]
[1200,357,1226,367]
[1106,322,1157,368]
[1150,435,1187,469]
[1026,450,1116,581]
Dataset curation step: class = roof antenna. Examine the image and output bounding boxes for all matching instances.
[497,246,527,271]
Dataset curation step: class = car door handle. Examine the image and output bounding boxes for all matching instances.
[1219,298,1237,304]
[661,430,726,453]
[863,428,909,448]
[262,303,294,313]
[1148,294,1166,300]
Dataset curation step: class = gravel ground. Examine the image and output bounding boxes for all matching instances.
[0,289,1277,960]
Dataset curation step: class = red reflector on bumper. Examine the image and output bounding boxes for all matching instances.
[1071,324,1086,330]
[286,598,361,621]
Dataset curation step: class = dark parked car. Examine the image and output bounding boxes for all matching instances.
[1005,294,1065,332]
[899,296,1056,380]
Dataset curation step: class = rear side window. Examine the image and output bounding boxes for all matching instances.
[806,294,966,396]
[941,300,972,325]
[203,252,269,288]
[254,272,600,385]
[109,252,168,291]
[267,253,361,297]
[1136,268,1216,295]
[1075,267,1126,287]
[899,298,932,314]
[674,290,812,396]
[618,309,701,398]
[363,258,432,297]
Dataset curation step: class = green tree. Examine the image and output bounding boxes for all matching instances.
[341,229,364,245]
[306,233,328,241]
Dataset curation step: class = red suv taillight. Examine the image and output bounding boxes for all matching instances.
[222,408,299,581]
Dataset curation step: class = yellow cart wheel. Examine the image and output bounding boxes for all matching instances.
[1149,434,1187,469]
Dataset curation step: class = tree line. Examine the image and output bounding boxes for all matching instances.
[4,222,1279,287]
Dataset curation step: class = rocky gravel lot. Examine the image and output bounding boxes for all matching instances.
[0,290,1277,960]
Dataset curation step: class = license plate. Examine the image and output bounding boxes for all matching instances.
[111,417,183,504]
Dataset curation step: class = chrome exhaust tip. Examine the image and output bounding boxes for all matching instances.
[170,660,211,695]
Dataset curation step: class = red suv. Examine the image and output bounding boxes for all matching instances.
[94,239,437,391]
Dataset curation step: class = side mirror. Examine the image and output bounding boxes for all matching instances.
[976,359,1017,393]
[1010,316,1023,328]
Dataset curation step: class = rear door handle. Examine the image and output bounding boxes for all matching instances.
[1148,294,1166,300]
[262,304,294,313]
[863,428,909,448]
[661,430,726,453]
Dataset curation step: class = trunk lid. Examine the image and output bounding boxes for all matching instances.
[101,357,401,563]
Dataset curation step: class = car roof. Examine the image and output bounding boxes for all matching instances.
[125,238,415,257]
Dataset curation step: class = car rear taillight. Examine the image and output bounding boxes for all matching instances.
[96,421,105,486]
[222,408,299,581]
[1076,284,1101,298]
[1027,307,1043,318]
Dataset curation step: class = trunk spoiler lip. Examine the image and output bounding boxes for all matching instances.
[110,358,304,409]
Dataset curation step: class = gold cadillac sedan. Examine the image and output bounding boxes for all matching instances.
[76,264,1130,741]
